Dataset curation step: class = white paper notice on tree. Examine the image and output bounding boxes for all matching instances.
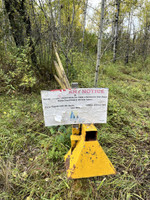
[41,88,108,126]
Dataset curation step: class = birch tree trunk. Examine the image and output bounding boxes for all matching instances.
[94,0,105,87]
[125,12,131,64]
[111,15,115,51]
[113,0,120,63]
[81,0,88,52]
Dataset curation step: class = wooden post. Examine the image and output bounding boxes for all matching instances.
[53,43,71,88]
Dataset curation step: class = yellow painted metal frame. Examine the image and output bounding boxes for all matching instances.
[64,124,116,179]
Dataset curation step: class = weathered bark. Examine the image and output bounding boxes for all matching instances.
[94,0,105,87]
[82,0,88,52]
[113,0,120,63]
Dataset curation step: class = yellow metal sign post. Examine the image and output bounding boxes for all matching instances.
[64,83,116,179]
[48,48,116,178]
[64,124,116,179]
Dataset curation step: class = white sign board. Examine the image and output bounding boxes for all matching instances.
[41,88,108,126]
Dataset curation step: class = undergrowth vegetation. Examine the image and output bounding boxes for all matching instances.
[0,58,150,199]
[0,44,39,94]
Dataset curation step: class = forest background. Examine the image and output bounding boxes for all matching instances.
[0,0,150,199]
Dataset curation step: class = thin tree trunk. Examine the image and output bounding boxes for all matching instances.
[94,0,105,87]
[125,12,131,64]
[82,0,88,52]
[58,0,61,41]
[2,0,7,53]
[131,24,136,62]
[69,0,75,48]
[48,0,56,40]
[31,0,43,65]
[111,15,115,51]
[113,0,120,63]
[143,14,149,61]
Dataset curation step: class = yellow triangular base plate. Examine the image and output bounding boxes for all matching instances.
[65,140,116,179]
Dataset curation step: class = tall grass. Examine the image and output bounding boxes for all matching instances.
[0,59,150,199]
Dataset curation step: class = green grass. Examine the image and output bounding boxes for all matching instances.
[0,61,150,199]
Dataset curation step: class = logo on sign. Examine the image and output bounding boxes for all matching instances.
[70,111,79,120]
[70,111,85,123]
